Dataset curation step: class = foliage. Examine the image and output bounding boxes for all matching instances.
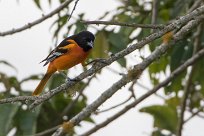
[0,0,204,135]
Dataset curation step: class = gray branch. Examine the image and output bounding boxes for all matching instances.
[81,47,204,136]
[29,5,204,110]
[0,5,203,110]
[52,6,204,135]
[82,20,164,29]
[0,0,73,36]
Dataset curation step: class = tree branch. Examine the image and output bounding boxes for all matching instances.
[81,47,204,136]
[52,8,204,134]
[67,0,79,21]
[54,41,173,135]
[29,6,204,110]
[0,5,204,111]
[0,0,73,37]
[184,106,204,124]
[82,20,164,29]
[0,95,38,104]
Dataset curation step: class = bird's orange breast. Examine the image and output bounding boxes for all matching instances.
[48,44,90,72]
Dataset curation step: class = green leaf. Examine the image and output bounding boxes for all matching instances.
[170,40,192,71]
[90,31,109,59]
[192,59,204,96]
[165,97,180,108]
[15,106,41,135]
[52,14,69,39]
[0,60,17,72]
[165,72,186,94]
[149,55,169,74]
[108,32,127,67]
[0,104,19,135]
[47,73,65,90]
[74,22,86,34]
[33,0,41,9]
[9,76,20,89]
[140,105,178,134]
[74,14,86,34]
[159,9,170,22]
[108,32,126,51]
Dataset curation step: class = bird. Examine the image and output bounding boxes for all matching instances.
[32,31,95,96]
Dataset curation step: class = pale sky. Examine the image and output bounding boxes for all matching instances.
[0,0,203,136]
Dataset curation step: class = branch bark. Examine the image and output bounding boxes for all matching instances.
[82,20,164,29]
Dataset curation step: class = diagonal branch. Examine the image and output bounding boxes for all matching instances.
[95,94,133,114]
[29,6,204,110]
[52,9,204,134]
[184,106,204,124]
[81,47,204,136]
[0,5,204,110]
[0,0,73,37]
[67,0,79,21]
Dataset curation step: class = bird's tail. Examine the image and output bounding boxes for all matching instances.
[32,72,53,96]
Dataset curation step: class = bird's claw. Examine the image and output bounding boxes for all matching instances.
[66,77,79,82]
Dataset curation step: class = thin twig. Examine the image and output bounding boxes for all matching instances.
[151,0,159,33]
[184,107,204,123]
[137,82,150,90]
[177,65,195,136]
[95,95,133,114]
[0,0,73,36]
[128,80,137,99]
[33,125,60,136]
[67,0,79,22]
[151,0,159,25]
[188,0,203,13]
[82,20,165,29]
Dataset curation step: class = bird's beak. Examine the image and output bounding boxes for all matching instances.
[87,41,94,48]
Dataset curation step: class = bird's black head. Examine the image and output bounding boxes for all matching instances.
[73,31,95,52]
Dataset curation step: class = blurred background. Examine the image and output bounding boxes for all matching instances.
[0,0,204,136]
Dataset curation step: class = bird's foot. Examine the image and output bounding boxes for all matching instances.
[66,77,79,82]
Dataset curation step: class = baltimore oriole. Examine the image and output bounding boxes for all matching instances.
[32,31,95,95]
